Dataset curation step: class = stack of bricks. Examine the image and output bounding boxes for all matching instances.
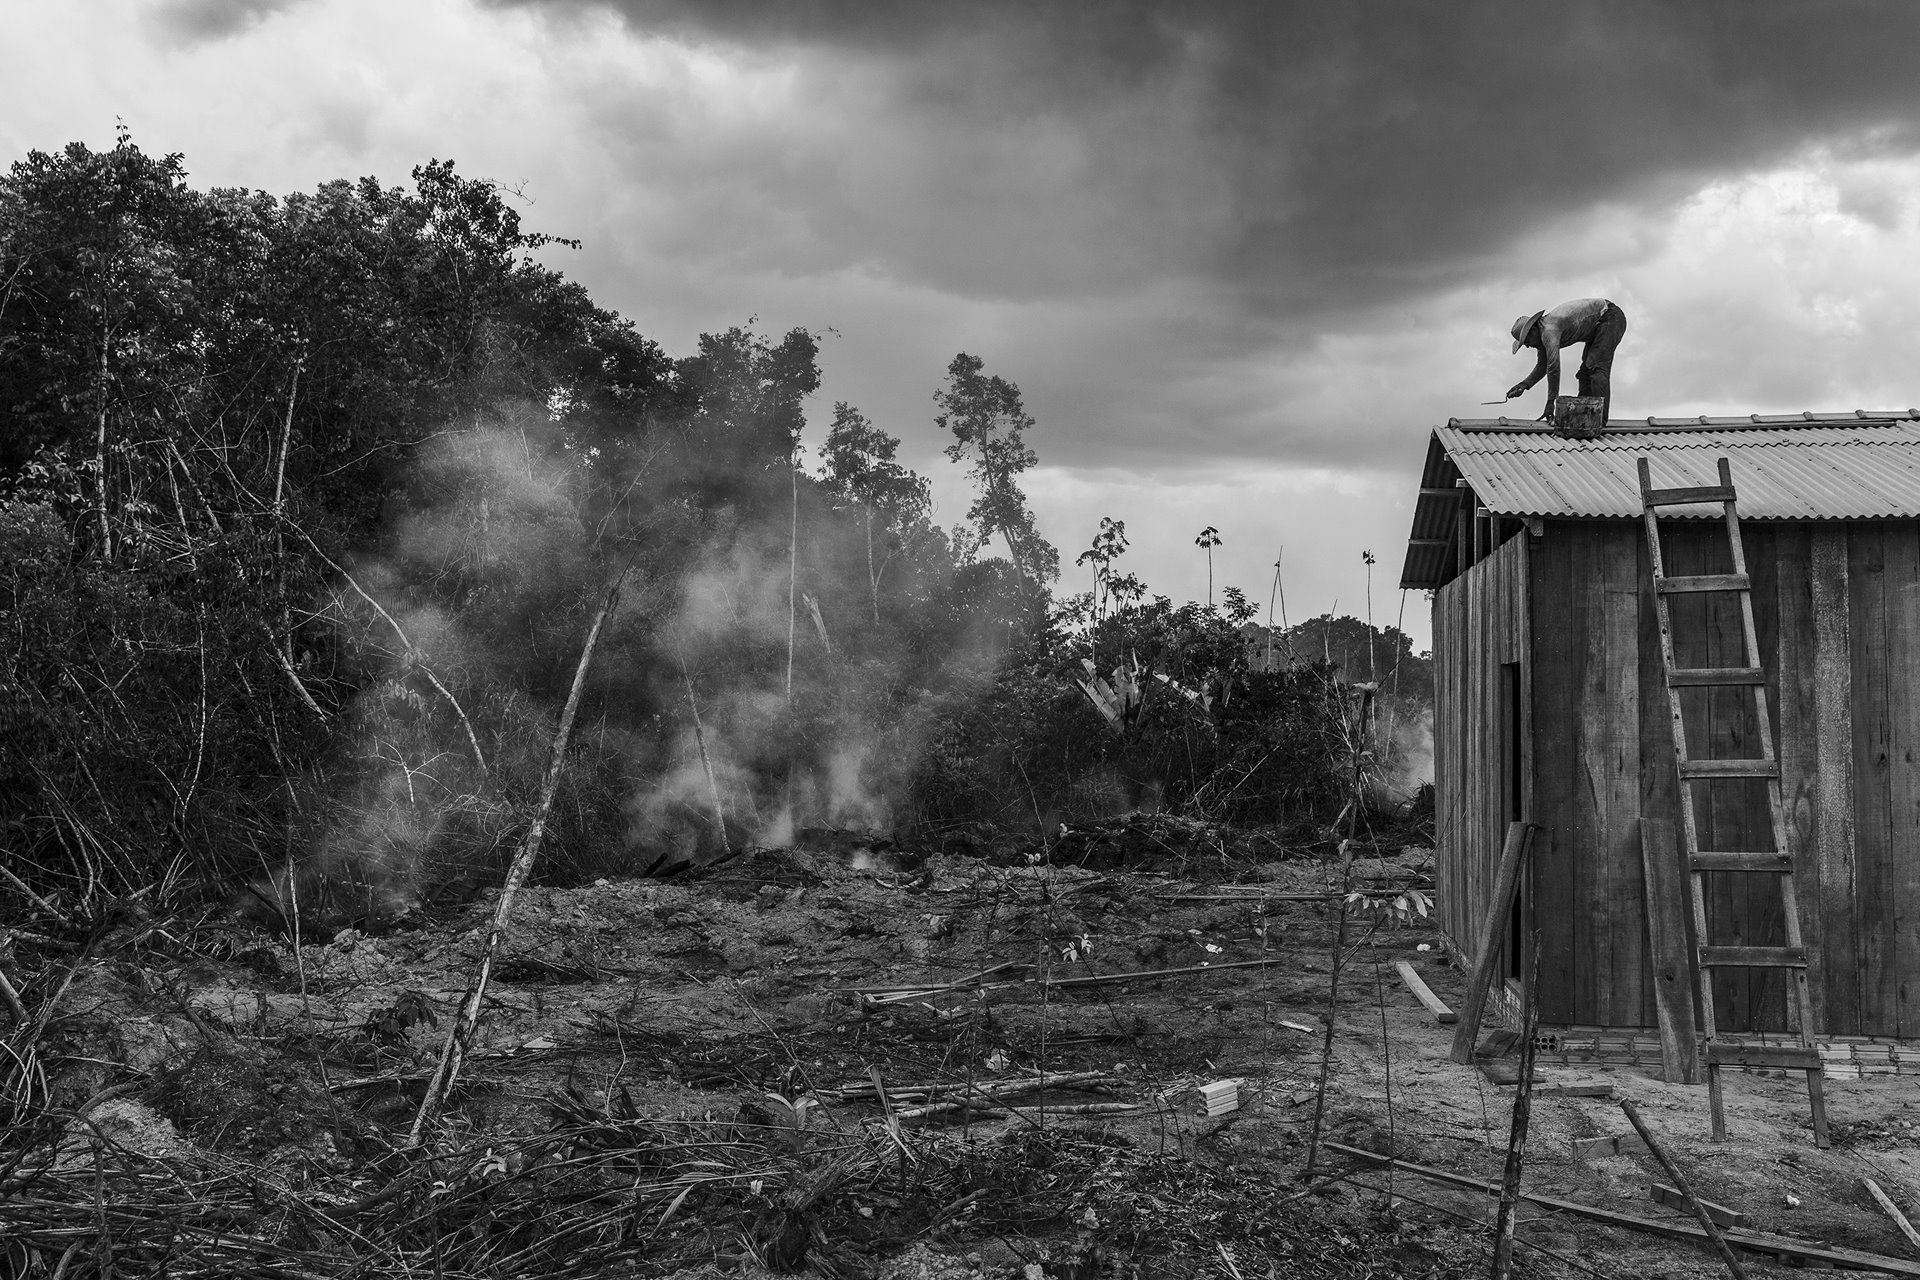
[1527,1027,1916,1078]
[1816,1037,1907,1080]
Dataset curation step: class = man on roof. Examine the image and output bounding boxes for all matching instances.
[1507,298,1627,424]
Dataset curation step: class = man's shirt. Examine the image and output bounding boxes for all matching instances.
[1521,297,1613,384]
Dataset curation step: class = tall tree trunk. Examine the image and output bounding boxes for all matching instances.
[95,339,111,559]
[682,661,731,862]
[787,462,798,702]
[866,507,879,626]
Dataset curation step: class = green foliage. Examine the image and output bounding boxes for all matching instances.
[0,136,1364,919]
[908,586,1350,834]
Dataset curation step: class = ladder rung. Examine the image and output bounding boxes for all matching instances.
[1698,945,1808,968]
[1667,666,1765,687]
[1705,1043,1822,1071]
[1644,484,1738,507]
[1678,759,1779,779]
[1657,573,1751,594]
[1690,851,1794,872]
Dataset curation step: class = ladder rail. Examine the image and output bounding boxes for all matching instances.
[1637,454,1828,1147]
[1637,458,1718,1044]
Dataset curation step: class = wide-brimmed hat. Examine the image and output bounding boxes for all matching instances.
[1511,311,1545,353]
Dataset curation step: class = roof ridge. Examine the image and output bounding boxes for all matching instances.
[1443,410,1920,432]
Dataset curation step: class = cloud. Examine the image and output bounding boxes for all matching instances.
[18,0,1920,649]
[146,0,308,44]
[488,0,1920,321]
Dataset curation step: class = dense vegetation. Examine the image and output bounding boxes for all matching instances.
[0,134,1426,923]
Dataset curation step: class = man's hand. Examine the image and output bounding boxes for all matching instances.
[1506,384,1528,401]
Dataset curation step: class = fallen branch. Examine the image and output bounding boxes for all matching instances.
[1047,957,1279,989]
[409,562,633,1144]
[292,526,488,779]
[0,863,75,928]
[837,1069,1115,1112]
[0,962,26,1024]
[854,961,1030,1001]
[272,642,327,719]
[839,957,1279,1002]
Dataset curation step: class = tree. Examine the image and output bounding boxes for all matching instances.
[1195,525,1222,607]
[675,325,821,507]
[0,130,204,553]
[1074,517,1129,623]
[933,352,1058,581]
[818,401,932,624]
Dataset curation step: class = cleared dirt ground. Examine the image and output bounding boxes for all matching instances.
[9,818,1920,1277]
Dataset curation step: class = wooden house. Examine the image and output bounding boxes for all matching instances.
[1400,412,1920,1037]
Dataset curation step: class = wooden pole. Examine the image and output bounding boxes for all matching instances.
[409,561,632,1144]
[1864,1178,1920,1252]
[1490,935,1541,1278]
[1450,822,1538,1064]
[1619,1097,1749,1279]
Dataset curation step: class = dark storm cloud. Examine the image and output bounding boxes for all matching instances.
[488,0,1920,322]
[148,0,308,44]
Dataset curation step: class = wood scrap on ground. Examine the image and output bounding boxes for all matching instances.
[1651,1183,1747,1230]
[1864,1177,1920,1252]
[1392,959,1456,1023]
[1324,1142,1920,1275]
[1571,1132,1648,1159]
[1620,1097,1749,1278]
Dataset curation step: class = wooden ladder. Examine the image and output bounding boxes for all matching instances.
[1637,456,1829,1148]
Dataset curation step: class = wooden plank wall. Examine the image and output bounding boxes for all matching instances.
[1523,518,1920,1036]
[1530,523,1648,1025]
[1432,533,1530,968]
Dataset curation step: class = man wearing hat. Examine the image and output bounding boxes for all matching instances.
[1506,298,1627,424]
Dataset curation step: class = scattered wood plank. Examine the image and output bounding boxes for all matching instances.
[1323,1141,1920,1275]
[1539,1083,1615,1098]
[1652,1183,1747,1230]
[1572,1133,1648,1159]
[1864,1177,1920,1252]
[1449,822,1538,1065]
[1481,1061,1522,1086]
[1476,1030,1520,1060]
[1393,960,1457,1023]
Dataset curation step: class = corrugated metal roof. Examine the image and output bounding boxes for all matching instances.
[1400,412,1920,590]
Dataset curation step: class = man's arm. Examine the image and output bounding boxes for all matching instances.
[1508,330,1561,406]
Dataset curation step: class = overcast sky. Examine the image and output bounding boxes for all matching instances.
[11,1,1920,650]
